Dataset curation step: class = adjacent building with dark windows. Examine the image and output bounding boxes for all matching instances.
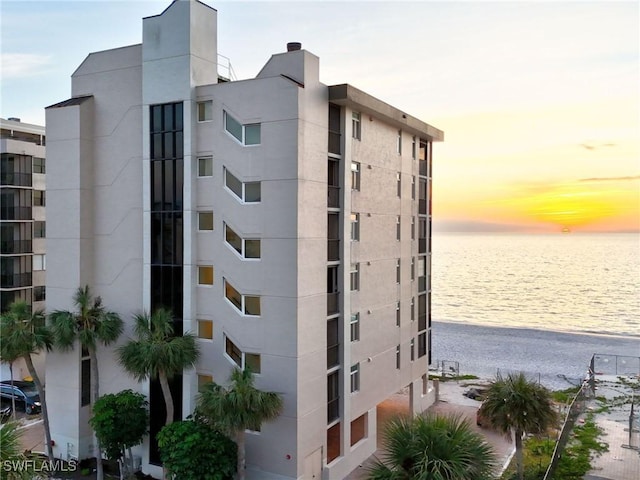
[44,1,443,478]
[1,117,47,380]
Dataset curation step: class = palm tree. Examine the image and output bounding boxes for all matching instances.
[479,372,556,480]
[367,413,496,480]
[0,301,54,460]
[196,368,284,480]
[0,421,33,479]
[116,308,199,426]
[49,285,124,479]
[0,334,21,421]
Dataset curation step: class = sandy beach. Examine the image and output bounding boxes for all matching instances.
[432,321,640,389]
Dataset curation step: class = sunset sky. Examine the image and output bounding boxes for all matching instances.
[2,0,638,233]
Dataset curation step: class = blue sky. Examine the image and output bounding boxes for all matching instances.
[2,0,638,231]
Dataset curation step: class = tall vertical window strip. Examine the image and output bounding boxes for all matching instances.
[350,213,359,241]
[397,130,402,155]
[149,102,185,463]
[350,313,360,341]
[350,364,360,393]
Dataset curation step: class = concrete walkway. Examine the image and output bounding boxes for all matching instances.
[584,374,640,480]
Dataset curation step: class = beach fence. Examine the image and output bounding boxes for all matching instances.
[591,353,640,376]
[542,367,596,480]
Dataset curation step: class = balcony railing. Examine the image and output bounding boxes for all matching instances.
[327,292,339,316]
[328,186,340,208]
[327,239,340,262]
[0,239,32,254]
[1,272,33,288]
[328,132,341,155]
[0,206,32,221]
[0,172,32,187]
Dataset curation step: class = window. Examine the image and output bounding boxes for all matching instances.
[327,318,339,369]
[224,337,261,373]
[81,357,90,406]
[352,112,361,140]
[197,319,213,340]
[397,130,402,155]
[410,339,415,361]
[350,363,360,393]
[33,254,45,271]
[418,332,427,358]
[198,156,213,177]
[396,172,401,197]
[198,374,213,390]
[350,213,359,241]
[396,216,401,240]
[224,111,261,145]
[198,265,214,285]
[224,168,261,203]
[412,136,417,159]
[411,176,416,199]
[396,259,401,284]
[225,224,261,259]
[33,190,45,206]
[350,263,359,291]
[34,221,45,238]
[411,257,415,280]
[224,279,261,316]
[245,353,261,374]
[411,297,415,321]
[350,313,360,342]
[197,100,213,122]
[198,211,214,231]
[225,336,243,368]
[411,217,415,240]
[33,286,46,302]
[396,345,401,369]
[351,162,360,191]
[33,157,45,174]
[328,372,340,423]
[396,301,400,327]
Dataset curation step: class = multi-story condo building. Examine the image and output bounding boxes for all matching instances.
[1,117,47,380]
[44,1,442,478]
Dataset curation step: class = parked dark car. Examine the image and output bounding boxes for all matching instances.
[0,381,41,414]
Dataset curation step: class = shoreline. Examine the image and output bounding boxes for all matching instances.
[431,321,639,390]
[434,319,640,341]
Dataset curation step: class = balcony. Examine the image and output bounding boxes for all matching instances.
[0,172,32,187]
[328,186,340,208]
[1,272,32,288]
[328,131,341,155]
[327,239,340,262]
[0,206,32,221]
[0,239,32,254]
[327,292,339,316]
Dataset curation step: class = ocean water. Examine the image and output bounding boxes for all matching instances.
[430,233,640,388]
[432,233,640,337]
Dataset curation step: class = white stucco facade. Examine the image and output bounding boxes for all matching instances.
[44,1,443,478]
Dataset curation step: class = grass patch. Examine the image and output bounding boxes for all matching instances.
[551,386,581,404]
